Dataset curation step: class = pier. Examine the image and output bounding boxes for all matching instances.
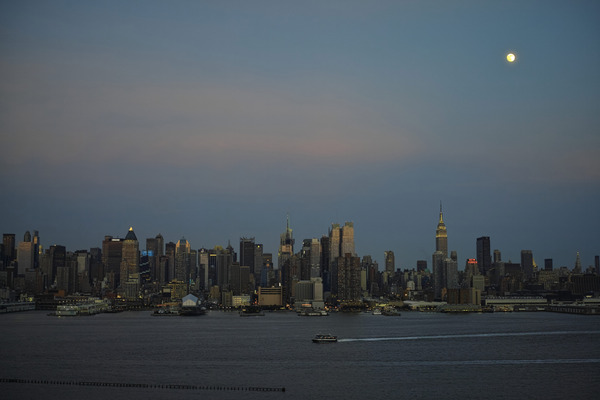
[0,302,36,313]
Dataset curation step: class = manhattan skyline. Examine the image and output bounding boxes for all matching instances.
[1,1,599,269]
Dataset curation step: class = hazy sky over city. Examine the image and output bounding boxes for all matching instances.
[1,0,599,269]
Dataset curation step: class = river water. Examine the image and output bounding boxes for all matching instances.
[1,310,599,399]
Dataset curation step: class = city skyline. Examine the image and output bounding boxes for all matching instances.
[1,1,598,270]
[5,208,598,271]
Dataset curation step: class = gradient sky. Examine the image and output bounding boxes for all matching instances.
[1,0,599,270]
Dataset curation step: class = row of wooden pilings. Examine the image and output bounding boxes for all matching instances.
[0,378,285,392]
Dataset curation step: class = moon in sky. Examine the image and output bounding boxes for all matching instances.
[506,53,516,62]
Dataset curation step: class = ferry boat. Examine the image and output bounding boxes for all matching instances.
[152,303,180,316]
[312,334,338,343]
[298,308,329,316]
[55,305,79,317]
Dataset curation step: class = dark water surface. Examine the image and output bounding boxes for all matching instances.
[1,310,599,399]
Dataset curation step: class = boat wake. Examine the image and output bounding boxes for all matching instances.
[337,330,600,342]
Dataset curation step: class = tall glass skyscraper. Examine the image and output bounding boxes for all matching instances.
[476,236,491,276]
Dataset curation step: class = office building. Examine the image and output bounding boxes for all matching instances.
[146,234,163,282]
[48,245,66,286]
[340,222,355,257]
[240,237,255,273]
[175,237,191,282]
[198,248,209,289]
[320,235,331,291]
[444,258,459,291]
[384,251,395,275]
[493,249,502,263]
[32,230,40,269]
[2,234,16,267]
[102,235,123,285]
[17,231,34,275]
[521,250,534,279]
[329,221,356,263]
[329,223,341,263]
[476,236,491,276]
[258,286,283,307]
[120,227,140,284]
[253,243,264,278]
[336,253,361,303]
[278,215,294,269]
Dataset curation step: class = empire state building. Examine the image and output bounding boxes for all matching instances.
[432,203,448,300]
[435,203,448,257]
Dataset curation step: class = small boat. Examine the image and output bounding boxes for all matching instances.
[382,308,401,317]
[312,334,337,343]
[179,305,207,316]
[298,308,329,316]
[239,306,265,316]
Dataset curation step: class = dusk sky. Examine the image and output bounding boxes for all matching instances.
[2,1,599,270]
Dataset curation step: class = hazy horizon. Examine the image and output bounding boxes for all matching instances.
[2,1,598,269]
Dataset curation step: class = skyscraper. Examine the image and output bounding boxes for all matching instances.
[432,251,445,300]
[329,222,355,261]
[216,245,234,289]
[444,258,459,291]
[308,238,321,278]
[340,222,355,256]
[384,251,395,275]
[278,215,294,269]
[120,227,140,284]
[165,242,176,282]
[198,248,209,289]
[336,253,361,304]
[476,236,491,276]
[49,245,66,287]
[240,237,255,272]
[146,235,163,282]
[329,223,341,268]
[574,252,582,274]
[17,231,34,275]
[435,204,448,257]
[2,233,16,267]
[493,249,502,263]
[320,235,331,291]
[175,237,191,282]
[253,243,264,277]
[521,250,534,279]
[32,230,40,269]
[432,204,448,300]
[102,235,123,287]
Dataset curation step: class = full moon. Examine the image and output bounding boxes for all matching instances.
[506,53,516,62]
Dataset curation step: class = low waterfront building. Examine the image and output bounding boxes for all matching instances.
[232,295,251,308]
[258,287,282,307]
